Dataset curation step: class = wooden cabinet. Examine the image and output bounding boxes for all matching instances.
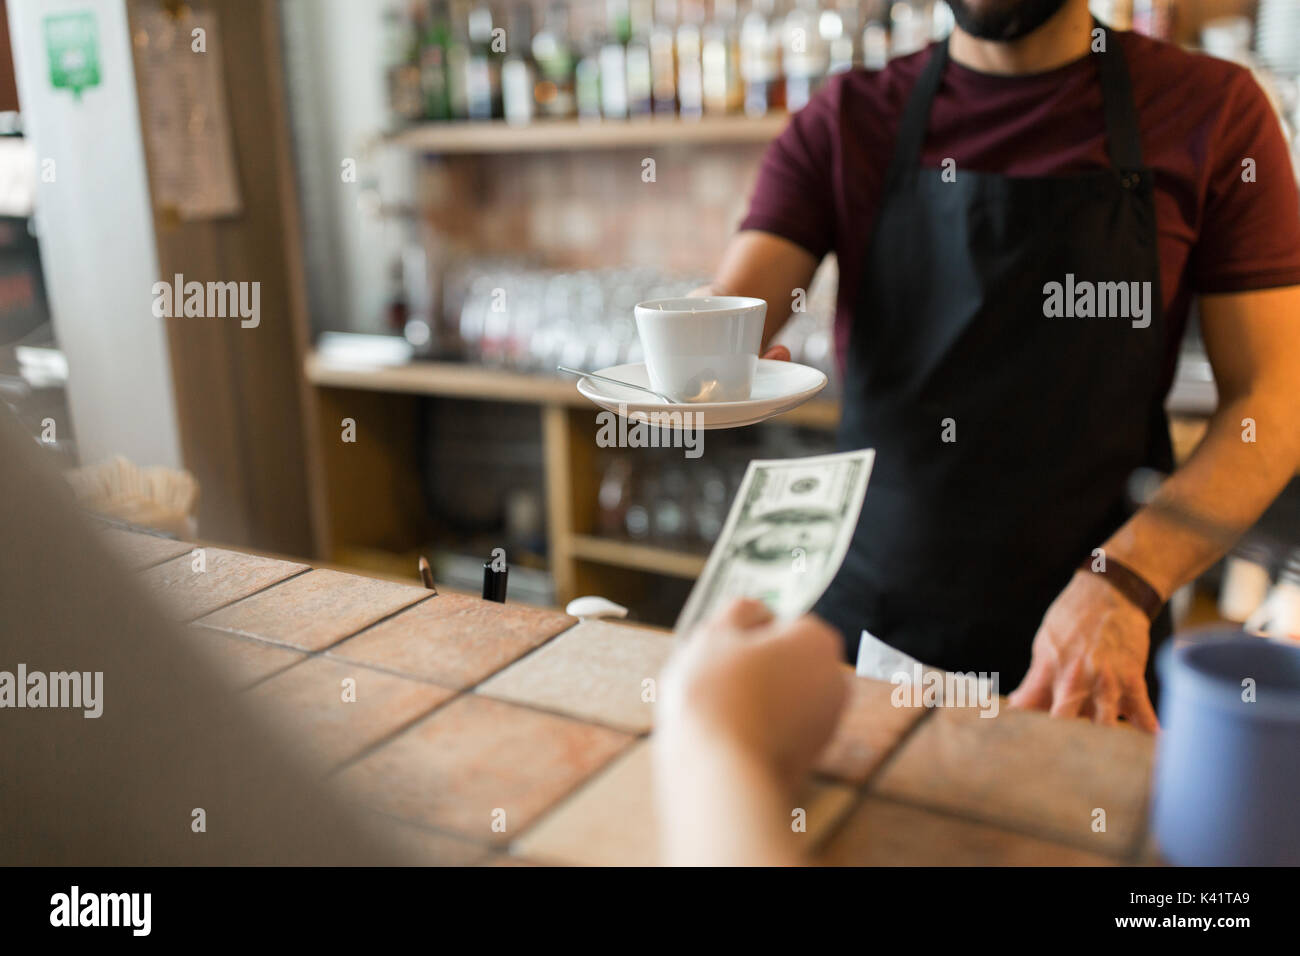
[304,353,840,619]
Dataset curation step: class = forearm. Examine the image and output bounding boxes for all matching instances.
[691,280,793,348]
[693,231,820,349]
[654,730,803,867]
[1104,386,1300,600]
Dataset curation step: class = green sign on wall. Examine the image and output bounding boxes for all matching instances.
[45,11,101,98]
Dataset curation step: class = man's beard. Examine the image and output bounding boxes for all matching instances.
[947,0,1072,41]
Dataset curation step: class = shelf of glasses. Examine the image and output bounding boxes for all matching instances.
[386,113,790,154]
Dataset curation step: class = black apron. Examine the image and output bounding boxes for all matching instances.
[815,29,1175,691]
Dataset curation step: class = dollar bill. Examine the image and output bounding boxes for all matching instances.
[674,448,875,634]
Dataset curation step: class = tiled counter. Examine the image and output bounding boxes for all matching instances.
[105,526,1160,867]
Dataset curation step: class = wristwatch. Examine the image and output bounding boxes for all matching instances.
[1078,556,1165,622]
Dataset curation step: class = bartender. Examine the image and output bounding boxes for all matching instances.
[700,0,1300,727]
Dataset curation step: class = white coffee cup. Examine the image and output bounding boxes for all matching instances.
[633,296,766,403]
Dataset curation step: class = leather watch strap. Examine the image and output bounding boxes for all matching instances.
[1078,556,1165,622]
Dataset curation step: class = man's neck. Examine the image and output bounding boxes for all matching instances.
[948,0,1095,75]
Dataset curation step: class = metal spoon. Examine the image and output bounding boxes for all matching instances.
[557,366,677,403]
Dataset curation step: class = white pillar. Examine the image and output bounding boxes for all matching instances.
[6,0,181,468]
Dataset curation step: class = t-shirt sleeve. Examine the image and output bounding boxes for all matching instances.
[738,81,840,261]
[1192,69,1300,294]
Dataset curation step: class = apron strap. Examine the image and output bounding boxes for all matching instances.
[883,23,1145,185]
[1093,24,1145,172]
[882,39,950,189]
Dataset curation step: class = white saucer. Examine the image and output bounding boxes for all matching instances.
[574,360,828,429]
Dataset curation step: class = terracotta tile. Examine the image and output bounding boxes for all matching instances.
[198,568,430,651]
[815,676,930,784]
[800,782,859,849]
[819,797,1116,866]
[873,705,1154,858]
[99,528,194,570]
[511,742,658,865]
[359,813,493,867]
[186,625,306,688]
[477,620,675,733]
[513,741,856,866]
[328,593,576,690]
[335,695,630,845]
[245,657,452,772]
[139,548,308,621]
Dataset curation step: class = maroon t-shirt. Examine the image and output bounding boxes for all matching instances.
[740,30,1300,387]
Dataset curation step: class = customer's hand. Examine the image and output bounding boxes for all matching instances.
[1009,571,1160,731]
[659,598,848,783]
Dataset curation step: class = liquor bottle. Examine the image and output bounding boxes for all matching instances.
[1132,0,1175,41]
[600,2,630,120]
[419,0,453,121]
[385,254,409,333]
[824,0,857,75]
[607,0,633,42]
[676,0,706,119]
[532,2,577,119]
[649,0,678,114]
[861,0,890,70]
[501,4,536,126]
[889,0,926,59]
[702,0,743,114]
[783,0,828,112]
[385,4,423,123]
[626,0,655,116]
[575,28,605,121]
[600,40,628,118]
[740,0,784,116]
[597,458,635,538]
[444,0,472,119]
[464,3,500,120]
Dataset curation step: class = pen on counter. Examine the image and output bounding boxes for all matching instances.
[482,555,508,603]
[418,555,437,594]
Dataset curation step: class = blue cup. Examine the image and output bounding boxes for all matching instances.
[1151,634,1300,865]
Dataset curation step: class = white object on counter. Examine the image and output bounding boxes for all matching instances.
[565,596,629,621]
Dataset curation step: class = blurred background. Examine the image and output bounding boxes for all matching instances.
[1,0,1298,626]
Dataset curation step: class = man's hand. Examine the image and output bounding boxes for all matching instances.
[1008,571,1159,731]
[658,598,847,784]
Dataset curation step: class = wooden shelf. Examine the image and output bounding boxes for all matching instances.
[305,353,578,404]
[569,534,707,580]
[304,351,840,427]
[386,113,789,154]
